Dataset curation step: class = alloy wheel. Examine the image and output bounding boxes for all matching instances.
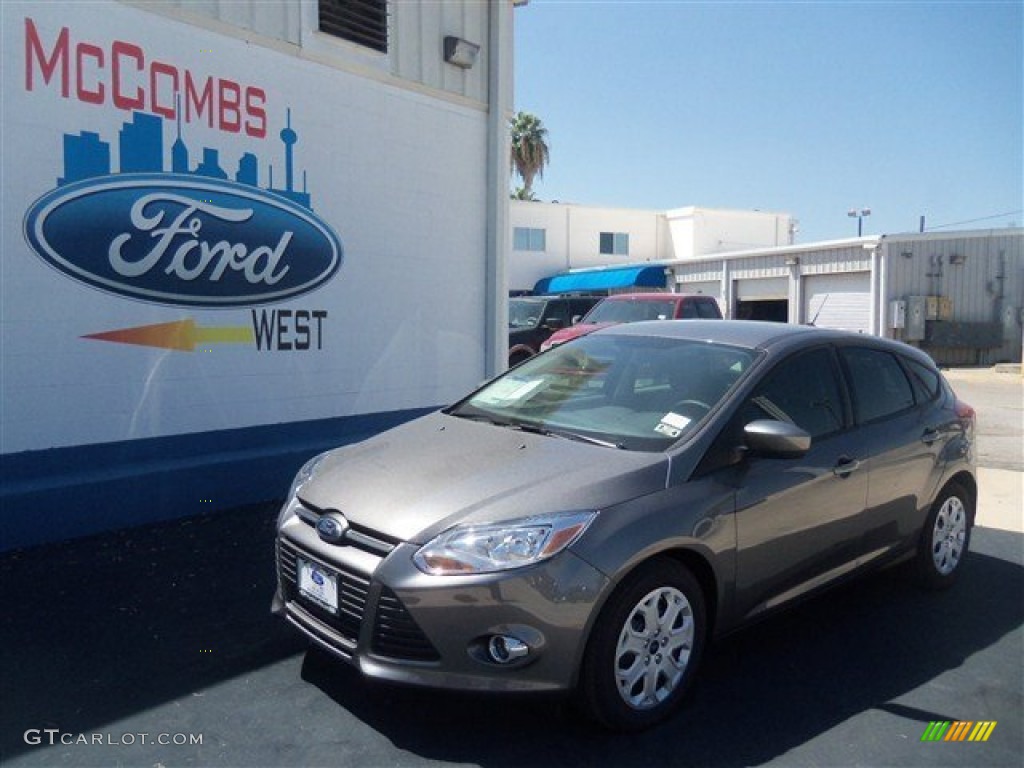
[614,586,695,710]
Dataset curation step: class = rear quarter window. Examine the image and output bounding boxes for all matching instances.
[902,356,942,403]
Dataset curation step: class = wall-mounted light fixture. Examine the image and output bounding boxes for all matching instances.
[784,256,800,266]
[949,253,966,265]
[444,36,480,69]
[901,250,914,259]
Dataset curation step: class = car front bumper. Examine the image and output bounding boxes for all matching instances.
[273,514,610,693]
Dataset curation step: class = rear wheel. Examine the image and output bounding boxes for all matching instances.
[578,558,706,731]
[915,482,972,590]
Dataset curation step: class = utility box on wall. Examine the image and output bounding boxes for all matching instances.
[890,300,906,330]
[906,296,927,341]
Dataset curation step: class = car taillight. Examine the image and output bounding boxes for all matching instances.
[955,398,976,435]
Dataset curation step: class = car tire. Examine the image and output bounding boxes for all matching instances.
[578,558,706,731]
[915,482,972,590]
[508,351,532,368]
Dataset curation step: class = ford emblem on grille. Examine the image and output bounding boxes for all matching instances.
[316,514,349,544]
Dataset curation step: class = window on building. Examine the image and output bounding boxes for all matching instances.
[513,227,546,252]
[599,232,629,256]
[318,0,388,53]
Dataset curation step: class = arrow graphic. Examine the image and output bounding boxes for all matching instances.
[82,318,254,351]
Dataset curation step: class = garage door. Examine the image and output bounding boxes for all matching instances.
[676,280,721,299]
[735,277,788,300]
[804,273,871,332]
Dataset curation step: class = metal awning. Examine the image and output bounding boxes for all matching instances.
[533,265,667,294]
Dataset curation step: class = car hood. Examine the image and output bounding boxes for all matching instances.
[546,322,618,346]
[298,411,667,543]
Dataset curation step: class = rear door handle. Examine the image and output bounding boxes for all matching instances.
[832,456,861,478]
[921,428,940,445]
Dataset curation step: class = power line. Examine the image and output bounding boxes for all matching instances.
[925,210,1022,231]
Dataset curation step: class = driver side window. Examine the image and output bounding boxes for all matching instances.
[742,347,846,439]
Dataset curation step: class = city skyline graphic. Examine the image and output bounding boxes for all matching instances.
[58,107,313,210]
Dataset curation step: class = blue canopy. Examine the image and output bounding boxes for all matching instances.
[533,265,667,295]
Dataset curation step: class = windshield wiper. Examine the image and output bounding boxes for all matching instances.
[512,421,624,449]
[452,413,624,449]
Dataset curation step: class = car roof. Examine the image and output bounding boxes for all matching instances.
[600,292,705,302]
[513,295,600,301]
[599,319,937,363]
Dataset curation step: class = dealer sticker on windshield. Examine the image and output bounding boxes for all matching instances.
[655,411,691,438]
[297,557,339,614]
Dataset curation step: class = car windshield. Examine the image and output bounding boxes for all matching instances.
[583,298,678,324]
[509,298,545,329]
[449,333,756,451]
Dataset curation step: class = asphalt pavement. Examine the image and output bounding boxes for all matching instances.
[1,368,1021,768]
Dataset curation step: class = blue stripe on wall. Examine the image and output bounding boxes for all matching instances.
[0,407,436,552]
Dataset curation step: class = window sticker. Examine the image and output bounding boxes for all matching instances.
[476,377,544,405]
[655,411,691,438]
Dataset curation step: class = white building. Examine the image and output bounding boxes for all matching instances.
[669,229,1024,366]
[510,200,795,293]
[1,0,516,549]
[510,200,1021,367]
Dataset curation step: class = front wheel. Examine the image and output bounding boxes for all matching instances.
[578,558,706,731]
[915,482,972,590]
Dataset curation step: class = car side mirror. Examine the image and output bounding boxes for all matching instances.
[571,315,583,325]
[743,420,811,459]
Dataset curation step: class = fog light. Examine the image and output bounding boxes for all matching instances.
[487,635,529,664]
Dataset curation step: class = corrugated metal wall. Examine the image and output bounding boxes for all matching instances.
[669,231,1023,364]
[885,231,1023,365]
[135,1,490,105]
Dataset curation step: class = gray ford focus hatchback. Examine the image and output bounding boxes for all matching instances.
[273,320,976,730]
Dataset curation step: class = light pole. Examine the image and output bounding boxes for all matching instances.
[848,208,871,237]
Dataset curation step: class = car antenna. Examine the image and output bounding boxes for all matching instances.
[809,294,829,326]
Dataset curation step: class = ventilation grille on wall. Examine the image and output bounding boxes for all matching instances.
[319,0,388,53]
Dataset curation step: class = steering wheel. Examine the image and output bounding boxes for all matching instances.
[669,399,711,417]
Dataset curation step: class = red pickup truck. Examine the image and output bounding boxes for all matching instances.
[540,292,722,352]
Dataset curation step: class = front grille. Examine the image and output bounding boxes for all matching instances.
[277,539,369,643]
[295,498,398,556]
[373,587,440,662]
[278,539,439,663]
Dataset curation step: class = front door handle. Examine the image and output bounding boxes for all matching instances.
[832,456,861,478]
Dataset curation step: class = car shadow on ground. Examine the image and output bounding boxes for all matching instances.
[300,528,1024,767]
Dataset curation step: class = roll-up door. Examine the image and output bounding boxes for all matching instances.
[676,280,722,312]
[735,277,788,300]
[804,272,871,332]
[676,280,720,297]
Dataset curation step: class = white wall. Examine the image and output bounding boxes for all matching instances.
[509,201,671,292]
[667,206,796,260]
[1,1,499,453]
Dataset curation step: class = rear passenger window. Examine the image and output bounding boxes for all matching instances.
[903,357,942,403]
[840,347,915,423]
[680,302,699,319]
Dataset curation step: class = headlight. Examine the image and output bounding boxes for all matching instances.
[276,451,328,527]
[413,511,597,575]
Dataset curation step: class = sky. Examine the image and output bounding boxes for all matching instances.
[513,0,1023,245]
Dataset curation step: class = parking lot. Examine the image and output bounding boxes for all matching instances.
[1,368,1021,768]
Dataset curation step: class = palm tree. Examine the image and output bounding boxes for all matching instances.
[509,111,550,201]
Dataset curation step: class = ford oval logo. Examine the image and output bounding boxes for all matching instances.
[316,514,349,544]
[23,174,343,307]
